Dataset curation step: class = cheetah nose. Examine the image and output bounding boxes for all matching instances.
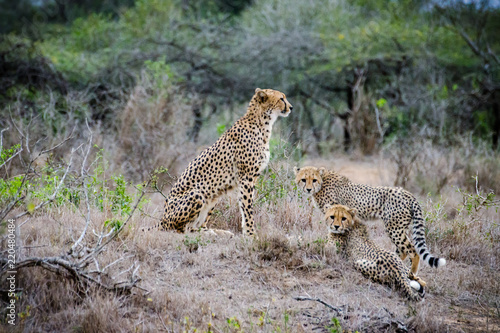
[289,105,293,111]
[334,225,339,230]
[306,188,311,192]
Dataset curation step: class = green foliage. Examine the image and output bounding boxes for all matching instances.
[2,0,500,158]
[326,317,343,333]
[425,182,499,245]
[375,98,387,108]
[144,57,180,89]
[0,145,148,233]
[71,13,117,52]
[457,181,497,216]
[216,124,227,136]
[104,218,123,231]
[306,237,328,257]
[86,148,147,222]
[0,175,24,206]
[182,235,211,253]
[0,143,20,164]
[226,316,241,331]
[255,167,296,205]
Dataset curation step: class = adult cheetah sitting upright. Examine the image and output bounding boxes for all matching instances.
[326,204,426,301]
[155,88,293,236]
[294,166,446,275]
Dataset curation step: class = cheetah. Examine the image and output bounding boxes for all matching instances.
[294,166,445,275]
[326,204,426,301]
[153,88,293,235]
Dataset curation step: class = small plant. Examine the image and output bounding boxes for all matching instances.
[0,143,21,166]
[104,218,123,231]
[311,237,328,256]
[457,176,497,215]
[255,166,297,205]
[325,317,343,333]
[183,235,210,253]
[217,124,227,136]
[226,316,242,332]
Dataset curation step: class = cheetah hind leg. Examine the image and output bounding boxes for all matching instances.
[389,228,421,276]
[353,259,382,282]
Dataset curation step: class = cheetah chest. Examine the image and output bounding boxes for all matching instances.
[259,145,271,173]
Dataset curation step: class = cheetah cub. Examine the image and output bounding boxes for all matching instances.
[326,204,426,301]
[294,166,446,275]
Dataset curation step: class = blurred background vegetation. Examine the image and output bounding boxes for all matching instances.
[1,0,499,188]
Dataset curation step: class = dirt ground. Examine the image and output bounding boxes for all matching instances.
[2,154,499,332]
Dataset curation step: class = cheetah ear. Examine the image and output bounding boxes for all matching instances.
[348,208,357,217]
[255,88,268,103]
[318,167,326,177]
[293,167,300,175]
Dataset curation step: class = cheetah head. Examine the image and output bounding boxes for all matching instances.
[294,166,325,195]
[324,204,357,234]
[254,88,293,118]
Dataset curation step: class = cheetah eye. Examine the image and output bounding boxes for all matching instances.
[312,179,317,183]
[301,179,306,183]
[330,216,335,220]
[341,217,347,222]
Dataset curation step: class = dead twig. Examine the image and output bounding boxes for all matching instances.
[293,296,344,314]
[71,120,93,252]
[0,146,23,170]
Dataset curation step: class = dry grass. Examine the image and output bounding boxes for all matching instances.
[1,151,499,332]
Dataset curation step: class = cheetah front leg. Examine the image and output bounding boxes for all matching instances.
[237,176,256,236]
[197,207,234,236]
[199,207,215,230]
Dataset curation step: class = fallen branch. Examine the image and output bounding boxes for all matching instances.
[293,296,344,314]
[0,256,140,294]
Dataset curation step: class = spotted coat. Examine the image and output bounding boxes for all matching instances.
[294,166,446,275]
[155,88,293,235]
[326,204,426,301]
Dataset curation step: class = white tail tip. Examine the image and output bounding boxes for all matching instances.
[438,258,447,267]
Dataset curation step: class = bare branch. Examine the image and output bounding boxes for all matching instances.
[293,296,344,314]
[0,127,9,150]
[0,255,140,294]
[71,121,93,252]
[487,44,500,65]
[80,182,150,263]
[39,130,74,156]
[435,4,499,66]
[0,146,23,170]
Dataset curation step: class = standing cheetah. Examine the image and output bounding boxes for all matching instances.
[294,166,446,275]
[326,204,426,301]
[153,88,293,235]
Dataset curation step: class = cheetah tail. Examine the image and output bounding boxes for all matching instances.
[411,200,447,268]
[141,222,162,232]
